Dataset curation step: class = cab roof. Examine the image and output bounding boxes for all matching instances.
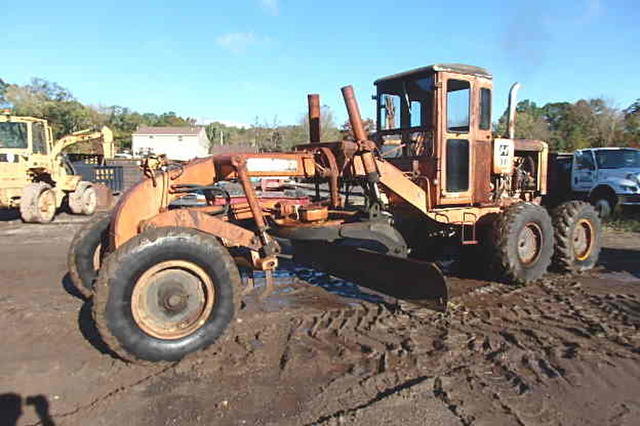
[374,63,492,85]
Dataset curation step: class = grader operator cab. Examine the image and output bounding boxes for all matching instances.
[68,64,602,363]
[0,113,114,222]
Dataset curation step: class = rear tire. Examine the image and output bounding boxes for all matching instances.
[68,212,111,298]
[489,202,554,284]
[69,182,97,216]
[551,201,601,272]
[592,197,614,218]
[92,227,241,363]
[20,182,57,223]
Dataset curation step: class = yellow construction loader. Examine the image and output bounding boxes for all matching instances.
[0,112,114,222]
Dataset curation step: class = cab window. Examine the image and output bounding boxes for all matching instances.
[447,80,470,133]
[32,122,47,154]
[380,94,400,130]
[446,139,470,192]
[0,122,28,148]
[378,75,434,130]
[575,151,595,170]
[480,88,491,130]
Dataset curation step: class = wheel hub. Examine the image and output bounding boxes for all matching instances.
[38,190,55,218]
[517,222,542,265]
[573,219,594,261]
[83,189,96,211]
[131,260,215,339]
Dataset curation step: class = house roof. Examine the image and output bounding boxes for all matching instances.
[375,63,492,85]
[133,126,202,135]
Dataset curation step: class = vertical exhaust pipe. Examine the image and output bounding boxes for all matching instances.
[341,85,368,142]
[308,94,321,143]
[507,82,521,139]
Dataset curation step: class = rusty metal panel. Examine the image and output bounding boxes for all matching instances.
[376,158,428,214]
[144,209,261,250]
[513,139,547,152]
[473,139,492,204]
[112,157,218,249]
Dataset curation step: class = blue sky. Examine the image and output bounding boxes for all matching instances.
[2,0,638,127]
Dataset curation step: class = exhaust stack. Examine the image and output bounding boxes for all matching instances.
[307,94,320,143]
[507,82,521,139]
[341,85,368,142]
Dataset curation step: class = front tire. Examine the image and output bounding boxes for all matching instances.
[490,203,554,284]
[551,201,601,272]
[20,182,57,223]
[92,227,241,363]
[68,212,111,298]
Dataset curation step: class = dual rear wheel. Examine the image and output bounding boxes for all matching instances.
[482,201,600,284]
[551,200,601,272]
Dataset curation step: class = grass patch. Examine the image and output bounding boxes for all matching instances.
[603,207,640,233]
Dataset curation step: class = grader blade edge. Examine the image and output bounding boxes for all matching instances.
[292,240,448,312]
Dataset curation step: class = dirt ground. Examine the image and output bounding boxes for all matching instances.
[1,213,639,426]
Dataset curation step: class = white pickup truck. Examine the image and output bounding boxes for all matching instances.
[548,147,640,217]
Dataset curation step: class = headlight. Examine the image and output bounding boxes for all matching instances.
[626,173,640,185]
[619,184,639,193]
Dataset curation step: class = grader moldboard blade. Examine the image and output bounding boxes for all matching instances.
[292,240,448,312]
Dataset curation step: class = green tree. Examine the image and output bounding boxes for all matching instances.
[293,105,341,145]
[340,118,375,141]
[495,100,550,142]
[622,99,640,147]
[6,79,94,138]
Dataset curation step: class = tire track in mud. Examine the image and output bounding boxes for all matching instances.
[270,273,640,425]
[132,269,639,425]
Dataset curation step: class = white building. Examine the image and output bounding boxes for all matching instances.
[132,127,210,161]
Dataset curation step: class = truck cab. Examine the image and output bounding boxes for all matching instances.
[373,63,547,213]
[571,147,640,216]
[374,64,495,208]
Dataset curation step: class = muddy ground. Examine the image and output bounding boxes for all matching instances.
[0,213,639,426]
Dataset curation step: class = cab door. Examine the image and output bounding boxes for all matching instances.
[28,122,53,170]
[437,73,476,206]
[473,82,493,204]
[572,150,596,192]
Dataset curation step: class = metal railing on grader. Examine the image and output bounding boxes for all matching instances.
[68,63,602,363]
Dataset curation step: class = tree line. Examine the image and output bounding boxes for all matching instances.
[496,98,639,151]
[1,77,638,154]
[0,77,197,150]
[0,77,346,153]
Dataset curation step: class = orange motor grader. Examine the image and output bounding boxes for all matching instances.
[69,64,601,363]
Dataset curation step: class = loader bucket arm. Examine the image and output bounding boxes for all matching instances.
[52,126,114,159]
